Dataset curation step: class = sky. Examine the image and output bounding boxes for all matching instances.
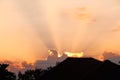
[0,0,120,63]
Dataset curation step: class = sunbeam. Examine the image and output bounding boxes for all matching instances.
[0,0,120,62]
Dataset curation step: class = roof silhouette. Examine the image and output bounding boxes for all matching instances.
[41,57,120,80]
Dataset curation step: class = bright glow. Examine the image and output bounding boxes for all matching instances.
[98,55,104,61]
[48,49,62,57]
[48,49,84,58]
[48,50,54,56]
[64,52,84,58]
[58,53,62,57]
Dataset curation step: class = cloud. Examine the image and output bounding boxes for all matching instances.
[1,51,120,73]
[35,49,67,69]
[103,52,120,65]
[0,60,34,73]
[0,50,67,73]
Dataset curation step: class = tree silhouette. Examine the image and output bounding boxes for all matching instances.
[18,69,44,80]
[17,66,54,80]
[34,69,43,80]
[0,64,16,80]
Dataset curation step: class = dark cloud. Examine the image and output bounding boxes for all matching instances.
[35,49,67,69]
[103,52,120,65]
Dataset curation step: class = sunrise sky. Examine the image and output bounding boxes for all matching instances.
[0,0,120,62]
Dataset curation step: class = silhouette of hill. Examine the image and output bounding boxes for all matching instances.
[41,57,120,80]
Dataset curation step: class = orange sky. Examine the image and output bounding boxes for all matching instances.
[0,0,120,62]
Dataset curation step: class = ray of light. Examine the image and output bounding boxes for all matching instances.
[17,0,56,50]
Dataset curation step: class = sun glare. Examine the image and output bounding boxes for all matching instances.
[48,50,54,56]
[64,52,84,58]
[48,49,84,58]
[58,53,62,57]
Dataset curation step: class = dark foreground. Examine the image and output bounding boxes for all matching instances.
[41,58,120,80]
[0,57,120,80]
